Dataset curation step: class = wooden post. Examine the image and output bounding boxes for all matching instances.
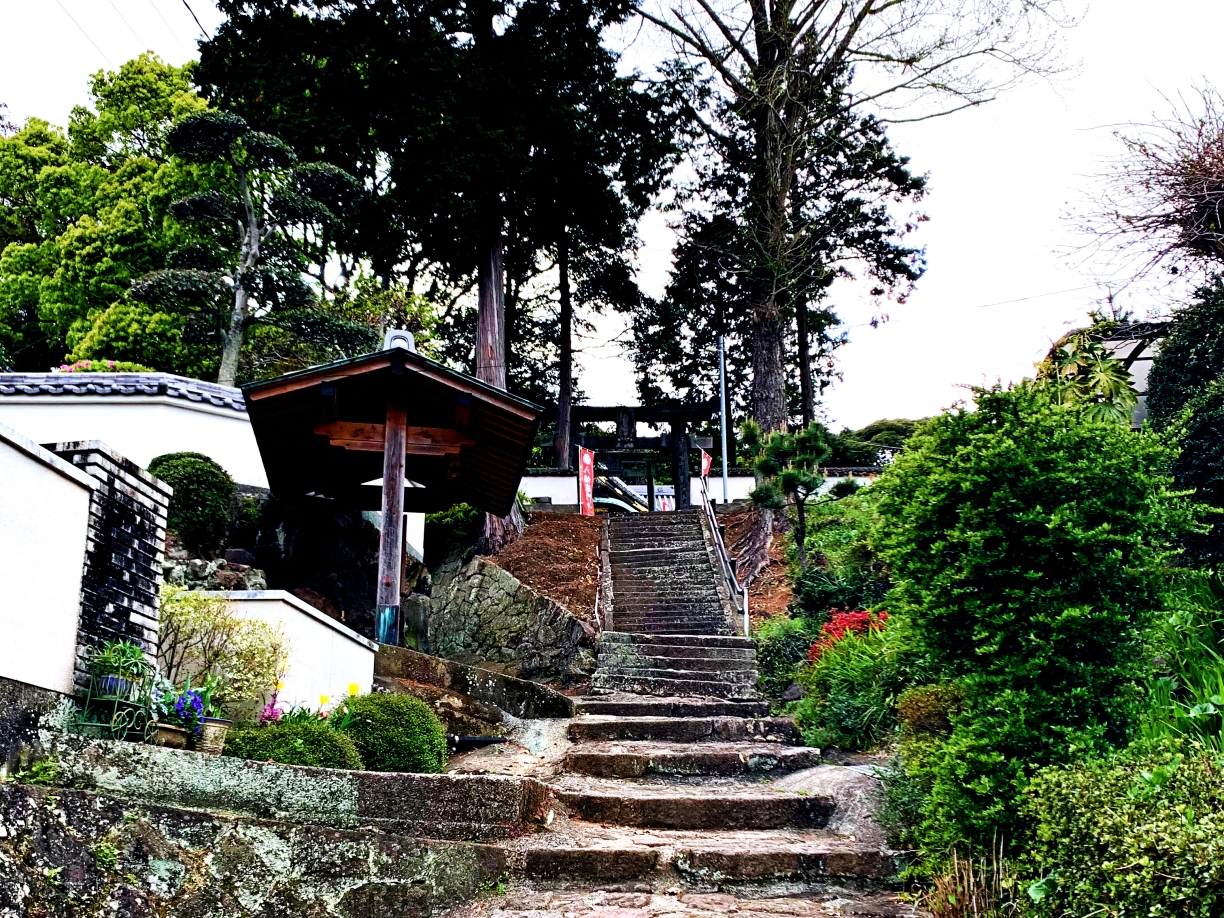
[376,399,407,645]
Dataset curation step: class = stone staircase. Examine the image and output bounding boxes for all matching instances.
[595,511,759,699]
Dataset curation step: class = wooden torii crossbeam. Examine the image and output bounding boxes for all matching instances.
[242,344,541,644]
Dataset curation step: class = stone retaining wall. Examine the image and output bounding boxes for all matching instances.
[424,556,596,682]
[0,783,502,918]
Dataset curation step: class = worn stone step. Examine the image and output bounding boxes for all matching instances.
[598,643,756,661]
[598,654,757,674]
[563,741,821,778]
[607,620,729,635]
[611,594,723,606]
[592,672,761,699]
[574,695,771,718]
[600,632,755,649]
[557,789,834,830]
[598,665,758,685]
[568,716,798,744]
[611,608,726,621]
[613,563,717,576]
[612,546,710,559]
[515,831,899,885]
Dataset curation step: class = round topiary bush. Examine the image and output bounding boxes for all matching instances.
[337,693,448,773]
[223,720,363,770]
[148,452,236,556]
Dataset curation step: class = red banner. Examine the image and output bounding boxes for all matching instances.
[578,447,596,516]
[700,449,713,479]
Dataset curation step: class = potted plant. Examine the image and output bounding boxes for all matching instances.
[196,675,232,755]
[154,680,204,749]
[91,641,147,699]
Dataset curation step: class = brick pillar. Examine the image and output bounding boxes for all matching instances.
[48,442,172,689]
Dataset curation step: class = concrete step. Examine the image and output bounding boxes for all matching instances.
[598,643,757,661]
[556,788,834,830]
[574,695,771,718]
[600,632,755,649]
[592,672,762,699]
[518,830,899,885]
[568,716,798,744]
[597,654,757,674]
[563,741,821,778]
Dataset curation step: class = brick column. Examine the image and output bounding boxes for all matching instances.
[48,442,172,689]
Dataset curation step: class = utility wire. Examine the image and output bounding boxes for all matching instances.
[843,285,1100,329]
[53,0,114,67]
[107,0,148,49]
[179,0,209,38]
[146,0,189,53]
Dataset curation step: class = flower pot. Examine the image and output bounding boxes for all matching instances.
[155,723,190,749]
[197,717,232,755]
[96,675,133,699]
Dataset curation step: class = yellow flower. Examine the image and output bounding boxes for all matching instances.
[348,683,360,697]
[319,695,330,707]
[276,681,285,691]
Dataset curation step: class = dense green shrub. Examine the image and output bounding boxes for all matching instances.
[423,503,482,568]
[148,452,236,556]
[224,720,364,770]
[1146,278,1224,428]
[795,491,889,621]
[754,615,815,698]
[793,615,918,751]
[337,693,447,773]
[871,383,1193,851]
[1024,749,1224,917]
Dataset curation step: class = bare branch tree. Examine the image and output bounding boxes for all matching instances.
[640,0,1077,433]
[1075,85,1224,291]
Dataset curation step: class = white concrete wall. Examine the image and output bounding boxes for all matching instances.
[0,399,267,487]
[690,475,756,506]
[0,423,95,694]
[519,475,578,505]
[213,590,377,709]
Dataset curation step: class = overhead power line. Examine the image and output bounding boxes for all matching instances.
[53,0,114,67]
[107,0,148,49]
[147,0,189,53]
[843,285,1100,330]
[179,0,209,38]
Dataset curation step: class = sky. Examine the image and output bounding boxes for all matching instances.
[3,1,1224,428]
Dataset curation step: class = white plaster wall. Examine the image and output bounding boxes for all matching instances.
[215,591,376,710]
[0,428,93,694]
[519,475,578,504]
[0,399,267,487]
[689,475,756,505]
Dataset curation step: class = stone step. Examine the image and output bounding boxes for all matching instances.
[563,741,821,778]
[600,632,755,649]
[607,619,729,634]
[597,654,757,674]
[610,538,707,549]
[611,593,723,606]
[613,563,718,576]
[611,546,710,558]
[568,716,798,744]
[597,665,758,685]
[611,606,726,619]
[592,672,762,699]
[574,695,771,718]
[556,788,835,830]
[598,643,757,661]
[518,831,899,885]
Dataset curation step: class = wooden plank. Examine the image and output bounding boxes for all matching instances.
[245,359,393,400]
[314,422,476,454]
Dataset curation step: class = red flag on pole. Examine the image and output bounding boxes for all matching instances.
[700,449,713,479]
[578,447,596,516]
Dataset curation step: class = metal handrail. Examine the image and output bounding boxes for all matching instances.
[698,475,750,637]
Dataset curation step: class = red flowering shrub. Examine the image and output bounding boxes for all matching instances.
[808,609,888,661]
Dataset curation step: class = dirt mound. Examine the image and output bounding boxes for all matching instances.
[493,512,603,621]
[721,504,793,622]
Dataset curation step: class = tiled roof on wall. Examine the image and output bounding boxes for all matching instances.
[0,373,247,414]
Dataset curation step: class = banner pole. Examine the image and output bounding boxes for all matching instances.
[718,335,729,503]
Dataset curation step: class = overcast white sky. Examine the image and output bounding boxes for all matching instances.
[3,1,1222,428]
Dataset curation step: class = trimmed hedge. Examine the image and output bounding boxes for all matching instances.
[1025,749,1224,916]
[337,693,448,773]
[223,720,364,770]
[148,452,236,556]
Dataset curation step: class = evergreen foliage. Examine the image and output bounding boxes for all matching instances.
[148,452,237,556]
[337,693,448,773]
[224,720,364,770]
[871,383,1193,851]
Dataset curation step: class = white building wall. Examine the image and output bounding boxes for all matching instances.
[689,475,756,505]
[0,423,95,694]
[214,590,377,710]
[519,475,578,505]
[0,398,267,487]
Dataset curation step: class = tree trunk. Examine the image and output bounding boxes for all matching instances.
[475,232,506,389]
[796,296,815,428]
[554,235,573,470]
[794,496,807,567]
[751,293,788,433]
[216,283,249,388]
